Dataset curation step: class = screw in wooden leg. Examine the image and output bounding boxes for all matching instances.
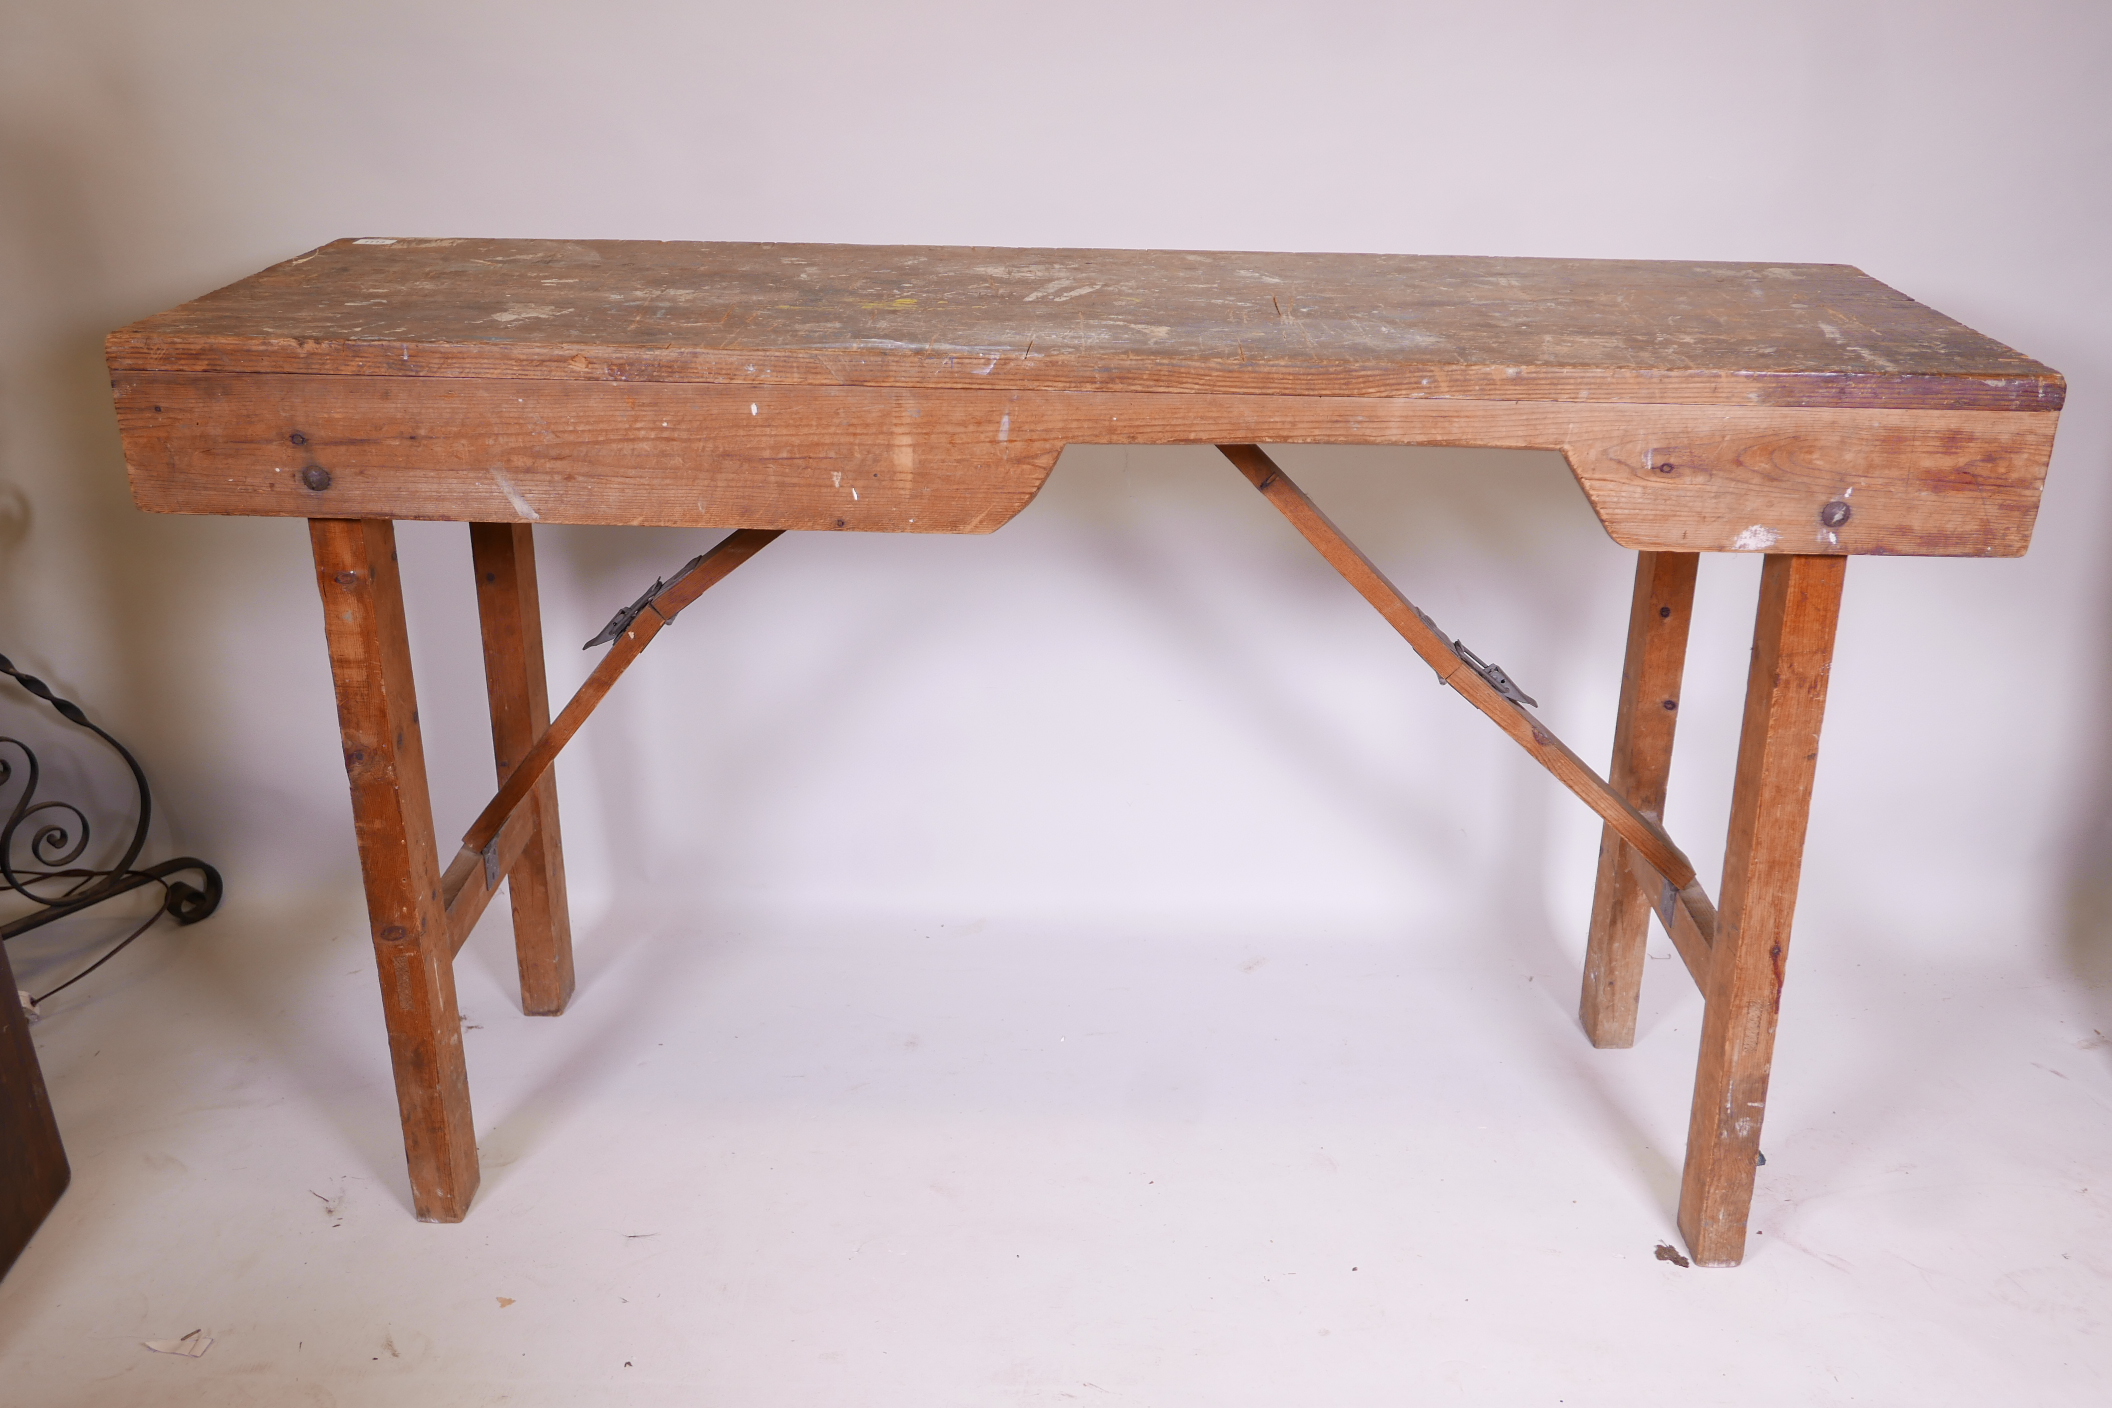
[312,518,479,1222]
[1581,551,1699,1048]
[1677,553,1845,1265]
[469,523,575,1016]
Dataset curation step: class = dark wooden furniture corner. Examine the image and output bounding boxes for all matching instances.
[1,939,68,1278]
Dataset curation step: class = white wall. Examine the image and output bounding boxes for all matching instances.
[2,2,2107,993]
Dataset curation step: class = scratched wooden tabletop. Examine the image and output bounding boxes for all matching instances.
[108,239,2060,411]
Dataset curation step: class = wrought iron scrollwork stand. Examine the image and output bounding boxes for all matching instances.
[1,652,222,1005]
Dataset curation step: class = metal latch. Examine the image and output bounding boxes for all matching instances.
[584,578,664,649]
[1451,640,1538,709]
[582,554,709,649]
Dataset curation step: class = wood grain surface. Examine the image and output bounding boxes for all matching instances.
[114,372,2055,555]
[1678,553,1847,1266]
[107,239,2061,411]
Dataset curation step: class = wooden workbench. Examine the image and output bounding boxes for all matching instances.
[107,239,2062,1266]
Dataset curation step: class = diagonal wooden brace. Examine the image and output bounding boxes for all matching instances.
[440,528,782,952]
[1218,443,1720,942]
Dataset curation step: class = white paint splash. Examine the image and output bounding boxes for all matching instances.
[998,414,1011,443]
[488,304,569,325]
[1732,524,1779,551]
[490,469,540,520]
[353,238,397,245]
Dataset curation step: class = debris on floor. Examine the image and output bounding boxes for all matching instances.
[143,1330,213,1358]
[1653,1243,1691,1268]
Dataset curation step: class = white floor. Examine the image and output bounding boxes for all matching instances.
[4,884,2110,1407]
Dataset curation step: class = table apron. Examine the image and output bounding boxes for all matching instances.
[116,373,2054,555]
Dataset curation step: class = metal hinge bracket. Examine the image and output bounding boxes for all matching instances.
[1451,639,1538,709]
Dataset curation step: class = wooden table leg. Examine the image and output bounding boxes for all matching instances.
[311,518,478,1222]
[469,523,575,1016]
[1677,553,1846,1265]
[1581,551,1698,1047]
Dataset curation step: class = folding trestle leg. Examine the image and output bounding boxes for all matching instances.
[311,518,778,1219]
[1218,445,1841,1267]
[1581,552,1844,1264]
